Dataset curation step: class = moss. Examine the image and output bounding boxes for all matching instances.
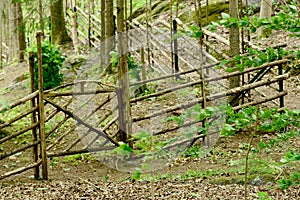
[179,2,229,26]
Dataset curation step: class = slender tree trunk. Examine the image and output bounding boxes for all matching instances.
[38,0,44,33]
[0,1,3,68]
[105,0,115,73]
[50,0,71,45]
[228,0,240,106]
[72,5,79,53]
[16,2,26,62]
[100,0,106,66]
[258,0,272,37]
[117,0,132,145]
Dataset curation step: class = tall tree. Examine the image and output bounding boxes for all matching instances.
[50,0,71,45]
[0,1,3,67]
[116,0,132,145]
[100,0,106,65]
[258,0,272,37]
[105,0,115,73]
[38,0,44,34]
[228,0,240,106]
[16,2,26,62]
[9,0,18,62]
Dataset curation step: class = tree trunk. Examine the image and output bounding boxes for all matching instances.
[9,1,18,62]
[100,0,106,65]
[105,0,115,73]
[50,0,71,45]
[71,5,79,53]
[258,0,272,37]
[38,0,44,33]
[16,2,26,62]
[0,1,3,68]
[228,0,240,106]
[117,0,132,145]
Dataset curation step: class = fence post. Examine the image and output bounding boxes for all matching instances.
[173,19,179,78]
[36,31,48,180]
[29,52,39,179]
[278,64,284,108]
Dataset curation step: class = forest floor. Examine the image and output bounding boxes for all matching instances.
[0,131,299,199]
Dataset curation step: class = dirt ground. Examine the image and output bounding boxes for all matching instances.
[0,132,300,199]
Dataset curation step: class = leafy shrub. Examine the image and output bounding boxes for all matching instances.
[28,41,65,90]
[110,51,142,78]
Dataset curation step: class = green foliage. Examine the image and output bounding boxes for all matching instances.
[277,172,300,190]
[207,3,300,36]
[182,145,204,158]
[131,130,176,155]
[111,142,133,159]
[221,107,300,136]
[184,25,203,38]
[192,2,300,72]
[63,153,92,166]
[257,192,271,200]
[130,168,141,181]
[28,41,65,90]
[217,47,294,71]
[50,157,59,167]
[110,51,142,78]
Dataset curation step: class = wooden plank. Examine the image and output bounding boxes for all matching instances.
[44,98,119,146]
[0,122,39,144]
[0,161,42,180]
[29,51,39,179]
[36,31,48,180]
[0,140,40,160]
[0,91,39,113]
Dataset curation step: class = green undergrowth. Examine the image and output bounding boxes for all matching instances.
[119,105,300,193]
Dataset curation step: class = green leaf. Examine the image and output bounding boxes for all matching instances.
[221,13,230,20]
[132,131,151,140]
[131,169,141,181]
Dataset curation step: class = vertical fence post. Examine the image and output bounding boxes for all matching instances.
[173,19,179,78]
[278,64,284,108]
[36,31,48,180]
[29,52,39,179]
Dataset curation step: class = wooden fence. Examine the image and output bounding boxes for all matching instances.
[0,9,292,180]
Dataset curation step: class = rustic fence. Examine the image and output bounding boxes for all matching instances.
[0,8,292,180]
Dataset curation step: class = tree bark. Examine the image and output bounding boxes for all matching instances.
[16,2,26,62]
[50,0,71,45]
[9,1,18,62]
[100,0,106,65]
[228,0,240,106]
[258,0,272,37]
[0,1,3,67]
[105,0,115,73]
[38,0,44,33]
[117,0,132,145]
